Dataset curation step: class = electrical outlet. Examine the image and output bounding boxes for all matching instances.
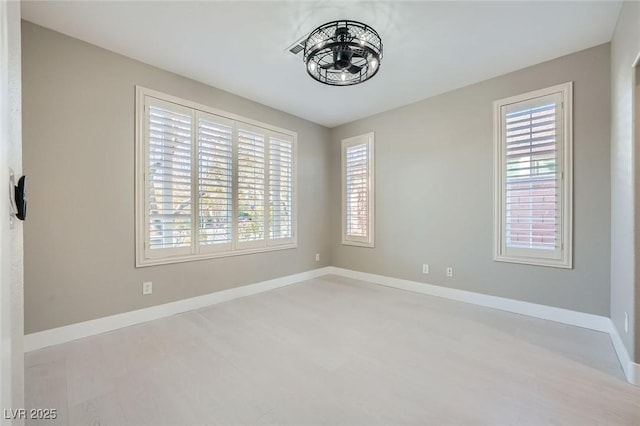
[422,264,429,274]
[446,267,453,278]
[624,312,629,334]
[315,253,320,262]
[142,281,153,295]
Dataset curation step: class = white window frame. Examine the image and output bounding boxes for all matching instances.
[493,82,573,269]
[341,132,375,247]
[135,86,297,267]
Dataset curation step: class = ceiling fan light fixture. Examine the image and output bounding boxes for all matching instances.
[303,20,383,86]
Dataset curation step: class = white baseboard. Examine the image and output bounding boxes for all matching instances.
[24,267,331,352]
[326,267,639,386]
[609,320,640,385]
[326,267,611,332]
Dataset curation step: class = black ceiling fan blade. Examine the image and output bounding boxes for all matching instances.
[319,63,334,69]
[348,64,362,74]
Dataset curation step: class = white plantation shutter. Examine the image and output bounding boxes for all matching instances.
[269,134,294,243]
[136,88,297,266]
[494,83,572,268]
[504,95,560,253]
[346,144,369,237]
[146,99,193,257]
[197,112,234,252]
[342,133,375,247]
[237,126,266,247]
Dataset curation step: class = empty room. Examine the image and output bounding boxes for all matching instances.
[1,0,640,425]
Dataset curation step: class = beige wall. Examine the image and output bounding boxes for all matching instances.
[330,44,611,316]
[610,1,640,362]
[21,22,331,334]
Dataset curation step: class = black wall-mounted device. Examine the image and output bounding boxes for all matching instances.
[14,175,26,221]
[9,171,26,222]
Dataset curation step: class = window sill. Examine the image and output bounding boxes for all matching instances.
[341,240,375,248]
[494,254,572,269]
[136,242,297,268]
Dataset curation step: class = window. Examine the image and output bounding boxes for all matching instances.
[493,82,572,268]
[342,132,374,247]
[136,87,296,266]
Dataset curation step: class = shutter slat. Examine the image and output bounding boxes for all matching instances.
[506,135,556,147]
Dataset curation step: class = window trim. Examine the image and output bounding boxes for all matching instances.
[493,82,573,269]
[341,132,375,248]
[135,86,297,267]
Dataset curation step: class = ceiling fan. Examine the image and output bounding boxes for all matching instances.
[303,20,383,86]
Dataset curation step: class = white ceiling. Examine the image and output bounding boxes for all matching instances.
[21,1,622,128]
